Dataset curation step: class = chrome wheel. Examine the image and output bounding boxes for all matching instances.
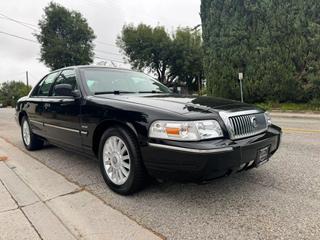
[103,136,131,185]
[22,120,31,146]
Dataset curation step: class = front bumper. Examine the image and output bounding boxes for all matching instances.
[141,125,282,181]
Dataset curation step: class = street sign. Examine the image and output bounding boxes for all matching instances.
[238,72,243,81]
[238,72,244,102]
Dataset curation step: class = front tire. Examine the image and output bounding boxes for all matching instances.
[21,116,43,150]
[99,126,146,195]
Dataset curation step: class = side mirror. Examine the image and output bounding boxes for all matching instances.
[54,84,80,98]
[72,89,81,98]
[54,84,74,97]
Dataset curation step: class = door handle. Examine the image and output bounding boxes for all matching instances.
[60,99,75,106]
[44,103,51,109]
[60,99,75,103]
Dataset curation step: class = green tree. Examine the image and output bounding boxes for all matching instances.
[0,81,31,107]
[201,0,320,103]
[170,27,204,92]
[117,24,205,92]
[117,24,172,83]
[35,2,96,70]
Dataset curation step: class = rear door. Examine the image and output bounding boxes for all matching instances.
[27,71,60,137]
[43,69,82,148]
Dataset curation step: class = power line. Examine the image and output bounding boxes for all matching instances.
[0,30,123,58]
[95,49,122,57]
[94,51,127,62]
[0,31,38,43]
[0,12,39,32]
[0,29,126,64]
[94,56,126,64]
[95,40,118,48]
[0,30,122,59]
[0,13,38,27]
[0,12,120,49]
[95,56,125,64]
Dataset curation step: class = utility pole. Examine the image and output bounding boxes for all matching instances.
[25,71,29,87]
[238,72,244,102]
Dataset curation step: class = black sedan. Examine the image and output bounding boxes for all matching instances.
[15,66,282,195]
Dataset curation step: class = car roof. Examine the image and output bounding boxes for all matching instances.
[54,65,134,72]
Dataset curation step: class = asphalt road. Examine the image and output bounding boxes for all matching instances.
[0,108,319,240]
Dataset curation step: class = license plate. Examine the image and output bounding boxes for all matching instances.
[256,146,270,167]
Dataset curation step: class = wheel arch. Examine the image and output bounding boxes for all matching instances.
[92,120,140,157]
[18,111,28,126]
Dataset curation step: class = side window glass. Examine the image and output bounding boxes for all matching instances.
[31,76,46,97]
[52,69,78,96]
[37,72,59,96]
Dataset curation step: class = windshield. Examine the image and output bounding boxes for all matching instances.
[80,68,171,94]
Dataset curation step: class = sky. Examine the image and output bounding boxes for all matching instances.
[0,0,201,86]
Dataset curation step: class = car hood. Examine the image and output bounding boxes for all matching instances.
[93,94,261,116]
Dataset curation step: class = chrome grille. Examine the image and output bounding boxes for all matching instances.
[220,111,268,140]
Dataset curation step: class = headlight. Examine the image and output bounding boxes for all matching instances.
[149,120,223,141]
[265,112,272,126]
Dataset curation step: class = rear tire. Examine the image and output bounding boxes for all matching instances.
[21,116,43,150]
[99,126,146,195]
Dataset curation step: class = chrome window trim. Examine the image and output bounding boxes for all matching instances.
[27,97,43,102]
[43,98,75,103]
[148,143,233,154]
[219,110,267,140]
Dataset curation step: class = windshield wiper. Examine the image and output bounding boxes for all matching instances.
[138,90,165,94]
[94,91,136,95]
[94,90,166,95]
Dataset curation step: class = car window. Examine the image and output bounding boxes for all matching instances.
[81,69,170,94]
[51,69,78,96]
[36,72,60,96]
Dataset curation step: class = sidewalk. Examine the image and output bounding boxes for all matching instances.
[0,138,161,240]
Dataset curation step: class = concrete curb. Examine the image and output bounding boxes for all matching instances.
[0,149,8,161]
[0,155,8,161]
[0,138,162,240]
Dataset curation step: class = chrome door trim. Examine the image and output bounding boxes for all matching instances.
[29,119,44,126]
[45,123,79,133]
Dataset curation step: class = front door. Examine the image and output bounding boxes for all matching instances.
[43,69,82,148]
